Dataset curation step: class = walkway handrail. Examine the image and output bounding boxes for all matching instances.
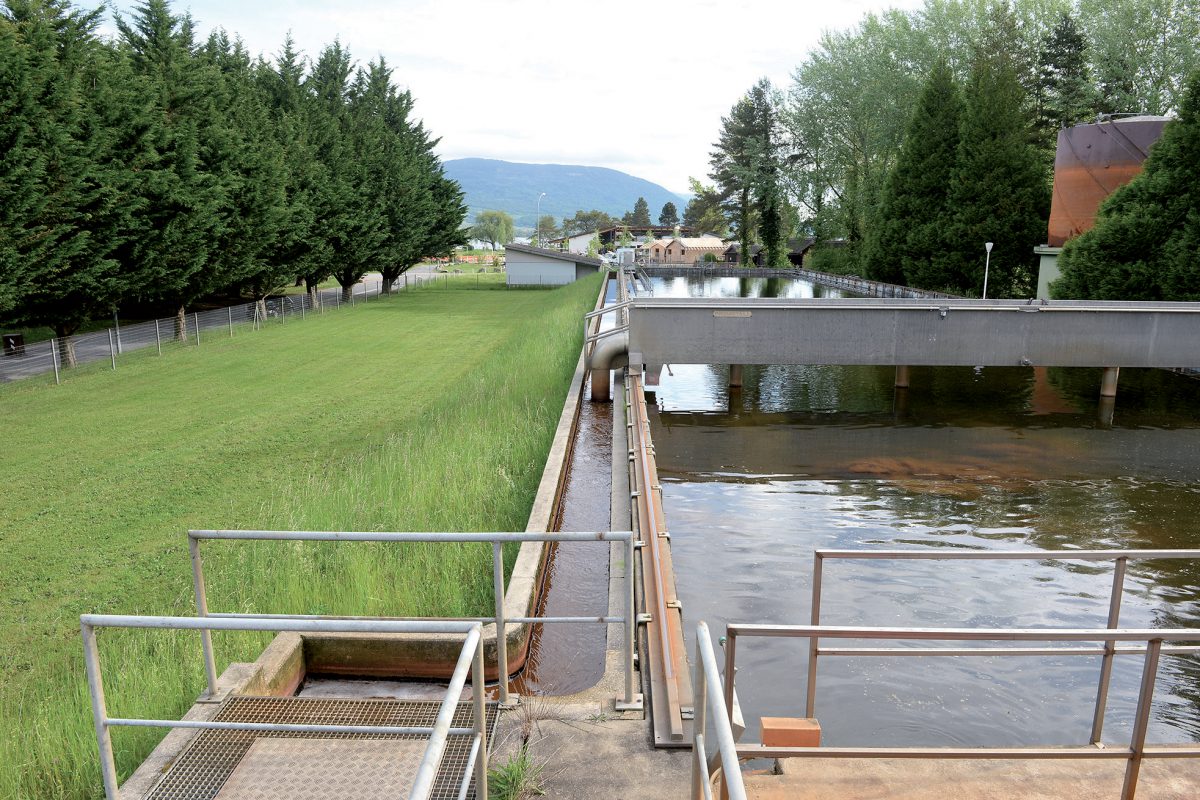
[725,623,1200,800]
[80,614,488,800]
[808,548,1200,743]
[691,621,748,800]
[187,529,638,708]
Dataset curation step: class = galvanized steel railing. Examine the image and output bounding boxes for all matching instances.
[691,621,748,800]
[807,549,1200,743]
[187,529,639,708]
[81,615,489,800]
[723,622,1200,800]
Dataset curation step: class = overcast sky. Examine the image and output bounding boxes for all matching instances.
[103,0,926,195]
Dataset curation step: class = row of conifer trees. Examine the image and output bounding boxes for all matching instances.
[1,0,466,363]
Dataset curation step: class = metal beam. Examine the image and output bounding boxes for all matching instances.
[627,298,1200,368]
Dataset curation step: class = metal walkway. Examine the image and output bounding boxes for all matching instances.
[146,696,498,800]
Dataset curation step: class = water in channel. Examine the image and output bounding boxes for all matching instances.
[646,274,1200,748]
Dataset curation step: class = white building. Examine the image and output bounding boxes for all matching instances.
[504,243,604,287]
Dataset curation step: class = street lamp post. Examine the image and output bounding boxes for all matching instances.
[537,192,546,247]
[982,241,994,299]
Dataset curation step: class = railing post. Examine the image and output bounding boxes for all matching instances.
[1122,638,1162,800]
[188,535,219,697]
[1092,556,1127,744]
[81,620,120,800]
[623,533,638,707]
[806,552,824,717]
[194,312,200,346]
[155,318,162,355]
[472,631,490,800]
[51,338,61,385]
[692,627,708,800]
[491,541,512,706]
[228,306,234,337]
[107,329,116,370]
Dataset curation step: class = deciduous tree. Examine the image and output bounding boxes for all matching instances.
[472,209,514,250]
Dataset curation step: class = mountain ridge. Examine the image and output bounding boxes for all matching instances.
[443,157,687,230]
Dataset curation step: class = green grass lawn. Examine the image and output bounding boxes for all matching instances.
[0,273,602,799]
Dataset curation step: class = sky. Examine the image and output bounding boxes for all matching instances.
[102,0,927,195]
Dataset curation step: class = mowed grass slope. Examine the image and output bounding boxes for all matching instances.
[0,273,602,799]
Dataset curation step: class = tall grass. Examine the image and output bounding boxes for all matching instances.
[0,274,602,800]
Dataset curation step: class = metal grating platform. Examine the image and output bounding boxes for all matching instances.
[146,696,498,800]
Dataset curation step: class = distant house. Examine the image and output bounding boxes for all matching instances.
[723,237,816,266]
[504,243,603,286]
[550,225,695,255]
[647,236,726,265]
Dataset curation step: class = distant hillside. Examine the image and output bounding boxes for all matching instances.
[444,158,686,230]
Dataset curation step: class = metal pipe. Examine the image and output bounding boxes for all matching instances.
[51,338,60,385]
[81,614,480,635]
[154,319,161,355]
[194,312,200,346]
[815,645,1200,657]
[410,625,482,800]
[107,329,116,370]
[725,623,1200,643]
[492,541,510,706]
[740,745,1139,760]
[697,622,746,800]
[81,622,120,800]
[456,735,482,800]
[105,718,466,735]
[813,548,1200,561]
[188,537,218,697]
[472,625,489,800]
[205,611,621,625]
[189,529,630,543]
[1093,556,1128,744]
[1122,638,1162,799]
[692,632,708,800]
[625,532,636,706]
[806,552,823,717]
[228,307,233,337]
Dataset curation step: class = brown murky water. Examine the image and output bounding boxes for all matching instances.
[648,275,1200,749]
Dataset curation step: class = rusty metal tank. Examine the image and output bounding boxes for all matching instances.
[1047,116,1169,246]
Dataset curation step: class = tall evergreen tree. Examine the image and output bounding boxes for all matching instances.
[1053,70,1200,300]
[2,0,147,365]
[865,61,963,287]
[711,93,760,266]
[630,196,651,226]
[658,201,678,227]
[937,48,1049,298]
[1035,13,1095,154]
[116,0,234,338]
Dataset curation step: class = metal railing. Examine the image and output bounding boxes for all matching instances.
[81,614,489,800]
[722,623,1200,800]
[187,529,638,708]
[691,621,747,800]
[807,549,1200,743]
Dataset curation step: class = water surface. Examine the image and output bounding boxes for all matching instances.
[647,275,1200,748]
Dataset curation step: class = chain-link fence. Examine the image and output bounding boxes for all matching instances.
[0,270,461,385]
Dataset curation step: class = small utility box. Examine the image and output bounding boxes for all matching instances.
[3,333,25,356]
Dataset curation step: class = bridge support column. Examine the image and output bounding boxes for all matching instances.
[729,364,744,389]
[895,365,911,389]
[1100,366,1120,398]
[590,368,611,402]
[1098,396,1116,428]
